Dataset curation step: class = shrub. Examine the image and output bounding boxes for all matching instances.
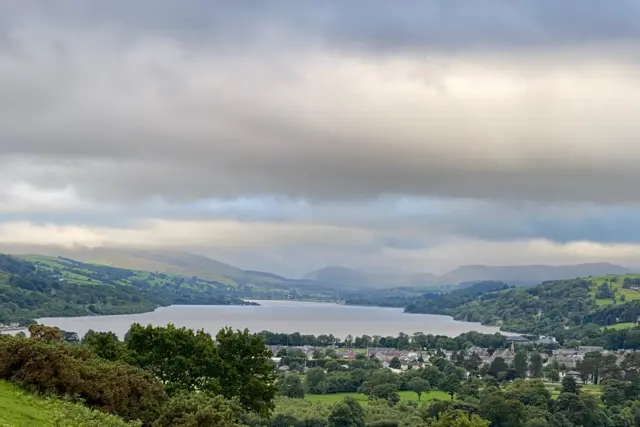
[0,336,166,425]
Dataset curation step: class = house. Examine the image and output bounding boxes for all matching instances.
[467,346,488,357]
[506,336,533,345]
[578,346,604,355]
[536,336,557,346]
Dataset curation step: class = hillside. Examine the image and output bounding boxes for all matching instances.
[405,274,640,340]
[0,254,255,324]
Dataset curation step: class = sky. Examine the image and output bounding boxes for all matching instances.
[1,1,640,276]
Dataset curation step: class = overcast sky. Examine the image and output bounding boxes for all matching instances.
[1,1,640,276]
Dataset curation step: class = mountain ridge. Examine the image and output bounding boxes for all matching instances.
[0,244,632,289]
[305,262,632,288]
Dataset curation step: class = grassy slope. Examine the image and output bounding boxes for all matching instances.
[586,274,640,329]
[22,254,230,291]
[590,274,640,305]
[0,381,52,426]
[27,248,243,286]
[0,380,137,427]
[19,255,340,303]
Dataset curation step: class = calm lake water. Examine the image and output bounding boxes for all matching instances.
[36,301,501,339]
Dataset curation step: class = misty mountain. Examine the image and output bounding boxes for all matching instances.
[0,244,632,290]
[304,262,632,288]
[438,262,632,286]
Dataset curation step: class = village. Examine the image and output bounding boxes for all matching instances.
[267,337,632,384]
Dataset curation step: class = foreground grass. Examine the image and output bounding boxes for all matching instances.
[0,380,139,427]
[305,390,450,406]
[0,381,53,426]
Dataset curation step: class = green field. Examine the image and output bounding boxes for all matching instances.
[590,274,640,306]
[305,390,450,406]
[545,382,602,400]
[601,322,637,331]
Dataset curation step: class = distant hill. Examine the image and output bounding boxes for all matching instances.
[303,262,632,289]
[437,262,632,286]
[0,244,632,291]
[302,266,438,289]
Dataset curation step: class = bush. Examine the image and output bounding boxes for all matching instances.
[152,393,244,427]
[0,336,166,425]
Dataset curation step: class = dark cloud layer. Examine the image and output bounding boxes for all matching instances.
[1,1,640,272]
[3,1,640,51]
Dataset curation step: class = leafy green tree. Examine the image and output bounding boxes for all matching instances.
[489,357,508,378]
[305,367,327,393]
[328,397,365,427]
[214,326,278,416]
[389,357,401,369]
[514,350,528,379]
[371,383,401,405]
[478,393,526,427]
[601,379,626,407]
[561,375,581,394]
[504,379,551,409]
[554,392,611,427]
[152,392,243,427]
[125,323,219,395]
[442,372,461,400]
[326,360,342,372]
[280,374,305,399]
[529,352,543,378]
[28,324,63,343]
[84,330,123,361]
[427,410,491,427]
[407,377,430,401]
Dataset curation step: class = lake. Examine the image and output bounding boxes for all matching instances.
[36,300,501,339]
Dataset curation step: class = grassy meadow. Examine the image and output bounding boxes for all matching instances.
[305,390,450,406]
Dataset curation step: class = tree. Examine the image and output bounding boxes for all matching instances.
[84,330,123,361]
[369,383,400,406]
[326,360,342,372]
[328,397,365,427]
[305,367,327,394]
[125,323,276,416]
[478,393,526,427]
[601,379,626,407]
[28,324,63,343]
[428,410,491,427]
[442,372,461,400]
[489,357,509,378]
[504,379,551,409]
[514,350,528,379]
[561,376,581,394]
[345,334,353,349]
[125,323,220,395]
[529,352,543,378]
[152,392,243,427]
[214,327,278,416]
[389,357,401,369]
[407,377,430,401]
[280,374,305,399]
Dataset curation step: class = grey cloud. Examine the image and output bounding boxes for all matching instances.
[2,1,640,51]
[1,2,640,207]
